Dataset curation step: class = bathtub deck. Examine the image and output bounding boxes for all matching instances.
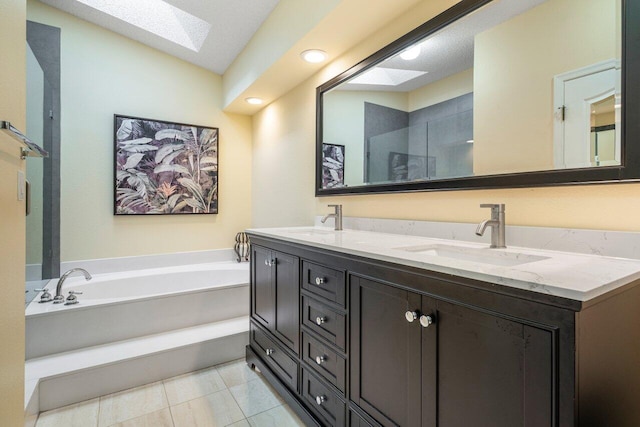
[25,316,249,416]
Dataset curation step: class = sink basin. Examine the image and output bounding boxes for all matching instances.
[286,229,336,236]
[394,244,548,267]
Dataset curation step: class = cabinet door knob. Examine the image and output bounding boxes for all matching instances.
[264,259,269,266]
[265,348,274,356]
[315,316,327,326]
[315,277,325,285]
[315,355,327,365]
[420,315,434,328]
[405,311,418,323]
[315,395,326,406]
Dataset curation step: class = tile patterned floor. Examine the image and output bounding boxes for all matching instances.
[35,359,305,427]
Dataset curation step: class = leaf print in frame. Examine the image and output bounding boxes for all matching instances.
[114,114,218,215]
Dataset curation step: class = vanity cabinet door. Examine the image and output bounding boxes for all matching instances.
[350,275,554,427]
[428,299,553,427]
[273,251,300,354]
[251,246,300,354]
[350,275,422,427]
[251,245,275,329]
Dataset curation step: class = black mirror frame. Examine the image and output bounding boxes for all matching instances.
[316,0,640,196]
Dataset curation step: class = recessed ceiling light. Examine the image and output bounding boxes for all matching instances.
[245,97,263,105]
[76,0,211,52]
[400,45,421,60]
[300,49,327,63]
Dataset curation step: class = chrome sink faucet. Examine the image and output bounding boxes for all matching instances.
[475,204,506,248]
[321,204,343,231]
[53,268,91,304]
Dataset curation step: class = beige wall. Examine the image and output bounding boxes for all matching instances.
[28,1,253,262]
[474,0,618,175]
[0,0,26,423]
[252,0,640,233]
[251,78,317,228]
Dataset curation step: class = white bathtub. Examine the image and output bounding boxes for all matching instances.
[26,261,250,359]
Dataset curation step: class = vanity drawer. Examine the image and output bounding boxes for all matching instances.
[302,330,347,393]
[250,322,298,392]
[302,296,346,352]
[301,367,346,427]
[302,261,346,307]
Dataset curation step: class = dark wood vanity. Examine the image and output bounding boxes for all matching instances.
[246,233,640,427]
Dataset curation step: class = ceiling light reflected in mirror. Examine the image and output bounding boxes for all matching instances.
[400,45,421,60]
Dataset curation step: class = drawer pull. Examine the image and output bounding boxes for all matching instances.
[265,348,274,356]
[315,316,327,326]
[420,314,434,328]
[315,395,326,406]
[315,277,325,285]
[405,311,418,323]
[315,355,327,365]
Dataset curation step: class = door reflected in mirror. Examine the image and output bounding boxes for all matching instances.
[320,0,622,190]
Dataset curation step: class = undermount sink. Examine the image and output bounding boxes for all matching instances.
[394,244,549,267]
[286,229,336,236]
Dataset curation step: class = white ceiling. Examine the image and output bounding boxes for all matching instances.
[340,0,547,92]
[39,0,280,75]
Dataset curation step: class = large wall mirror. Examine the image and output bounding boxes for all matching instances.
[316,0,640,194]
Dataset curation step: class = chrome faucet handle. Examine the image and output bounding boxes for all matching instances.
[34,288,53,303]
[65,290,83,305]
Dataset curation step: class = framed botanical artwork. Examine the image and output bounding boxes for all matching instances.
[114,115,218,215]
[322,143,345,188]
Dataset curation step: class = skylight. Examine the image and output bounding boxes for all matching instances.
[349,67,427,86]
[77,0,212,52]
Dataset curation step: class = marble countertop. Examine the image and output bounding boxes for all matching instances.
[246,226,640,302]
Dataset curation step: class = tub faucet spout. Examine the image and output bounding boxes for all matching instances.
[54,268,92,304]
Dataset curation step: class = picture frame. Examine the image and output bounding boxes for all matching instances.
[114,114,219,215]
[322,143,345,188]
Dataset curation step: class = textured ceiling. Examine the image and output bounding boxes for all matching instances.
[341,0,547,92]
[38,0,280,75]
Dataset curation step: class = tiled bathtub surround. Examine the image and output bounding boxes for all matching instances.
[34,359,304,427]
[316,216,640,260]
